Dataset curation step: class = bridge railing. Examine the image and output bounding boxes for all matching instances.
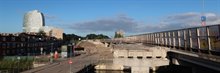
[124,24,220,56]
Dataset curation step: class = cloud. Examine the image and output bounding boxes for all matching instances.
[139,12,220,32]
[44,14,57,19]
[44,14,65,27]
[164,12,220,25]
[67,12,220,35]
[68,14,138,32]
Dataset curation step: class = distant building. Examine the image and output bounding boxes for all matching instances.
[115,30,124,38]
[0,33,62,56]
[23,10,63,39]
[40,26,53,34]
[50,27,63,39]
[23,10,45,32]
[40,26,63,39]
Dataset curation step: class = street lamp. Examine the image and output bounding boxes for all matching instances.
[68,44,73,73]
[68,44,72,57]
[50,43,54,63]
[17,56,21,73]
[68,59,72,73]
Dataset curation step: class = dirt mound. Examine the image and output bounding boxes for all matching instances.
[77,41,96,48]
[76,40,113,59]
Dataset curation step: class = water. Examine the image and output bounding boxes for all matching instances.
[77,65,192,73]
[95,70,130,73]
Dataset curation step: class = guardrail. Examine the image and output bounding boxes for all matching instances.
[115,24,220,56]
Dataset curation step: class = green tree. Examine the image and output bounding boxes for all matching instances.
[85,34,109,39]
[97,34,110,39]
[114,34,123,38]
[63,33,84,43]
[37,30,46,36]
[86,34,97,39]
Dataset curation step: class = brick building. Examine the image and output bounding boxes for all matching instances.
[0,32,62,56]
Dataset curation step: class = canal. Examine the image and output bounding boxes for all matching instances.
[77,64,192,73]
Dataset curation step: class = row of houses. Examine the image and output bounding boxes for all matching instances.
[0,32,62,56]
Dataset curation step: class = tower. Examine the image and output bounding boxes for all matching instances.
[115,29,124,38]
[23,10,45,32]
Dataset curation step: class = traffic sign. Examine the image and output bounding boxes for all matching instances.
[68,60,72,64]
[201,16,206,21]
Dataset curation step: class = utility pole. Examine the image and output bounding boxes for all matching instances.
[69,57,73,73]
[50,43,53,63]
[68,44,73,73]
[201,0,206,26]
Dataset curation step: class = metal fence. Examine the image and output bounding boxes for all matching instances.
[124,24,220,56]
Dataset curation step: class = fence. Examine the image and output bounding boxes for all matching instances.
[124,24,220,56]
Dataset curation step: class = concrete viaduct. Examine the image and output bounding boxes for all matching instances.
[100,24,220,73]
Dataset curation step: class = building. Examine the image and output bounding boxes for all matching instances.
[50,27,63,39]
[40,26,63,39]
[23,10,45,32]
[0,33,62,56]
[115,30,124,38]
[23,10,63,39]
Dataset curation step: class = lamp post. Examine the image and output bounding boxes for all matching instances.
[68,44,72,57]
[68,59,72,73]
[68,43,73,73]
[17,56,20,73]
[50,43,54,63]
[39,38,43,55]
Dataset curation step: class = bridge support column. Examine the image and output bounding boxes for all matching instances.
[172,58,180,65]
[150,66,157,72]
[103,42,108,47]
[131,66,149,73]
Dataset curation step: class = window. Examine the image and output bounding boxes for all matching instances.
[2,37,6,41]
[0,43,1,48]
[11,37,16,41]
[21,43,23,47]
[21,38,26,41]
[2,43,6,48]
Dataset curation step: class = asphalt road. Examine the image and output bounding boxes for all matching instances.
[22,41,113,73]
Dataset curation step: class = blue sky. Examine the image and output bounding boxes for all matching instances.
[0,0,220,37]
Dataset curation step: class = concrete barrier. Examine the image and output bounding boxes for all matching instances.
[96,44,170,73]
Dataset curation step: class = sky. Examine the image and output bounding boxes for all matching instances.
[0,0,220,37]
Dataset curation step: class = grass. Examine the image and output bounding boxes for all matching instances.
[0,55,56,72]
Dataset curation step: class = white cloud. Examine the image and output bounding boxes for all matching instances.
[44,14,57,19]
[146,12,220,32]
[68,14,138,32]
[67,12,220,35]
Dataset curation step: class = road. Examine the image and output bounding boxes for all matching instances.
[22,41,113,73]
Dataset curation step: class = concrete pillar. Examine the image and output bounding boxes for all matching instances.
[150,66,157,72]
[172,58,180,65]
[104,43,108,47]
[131,67,149,73]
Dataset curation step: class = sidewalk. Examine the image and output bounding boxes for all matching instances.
[21,58,67,73]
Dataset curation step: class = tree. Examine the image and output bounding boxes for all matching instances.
[37,30,46,36]
[86,34,97,39]
[114,30,124,38]
[97,34,110,39]
[63,33,84,43]
[63,33,109,43]
[85,34,109,39]
[114,34,123,38]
